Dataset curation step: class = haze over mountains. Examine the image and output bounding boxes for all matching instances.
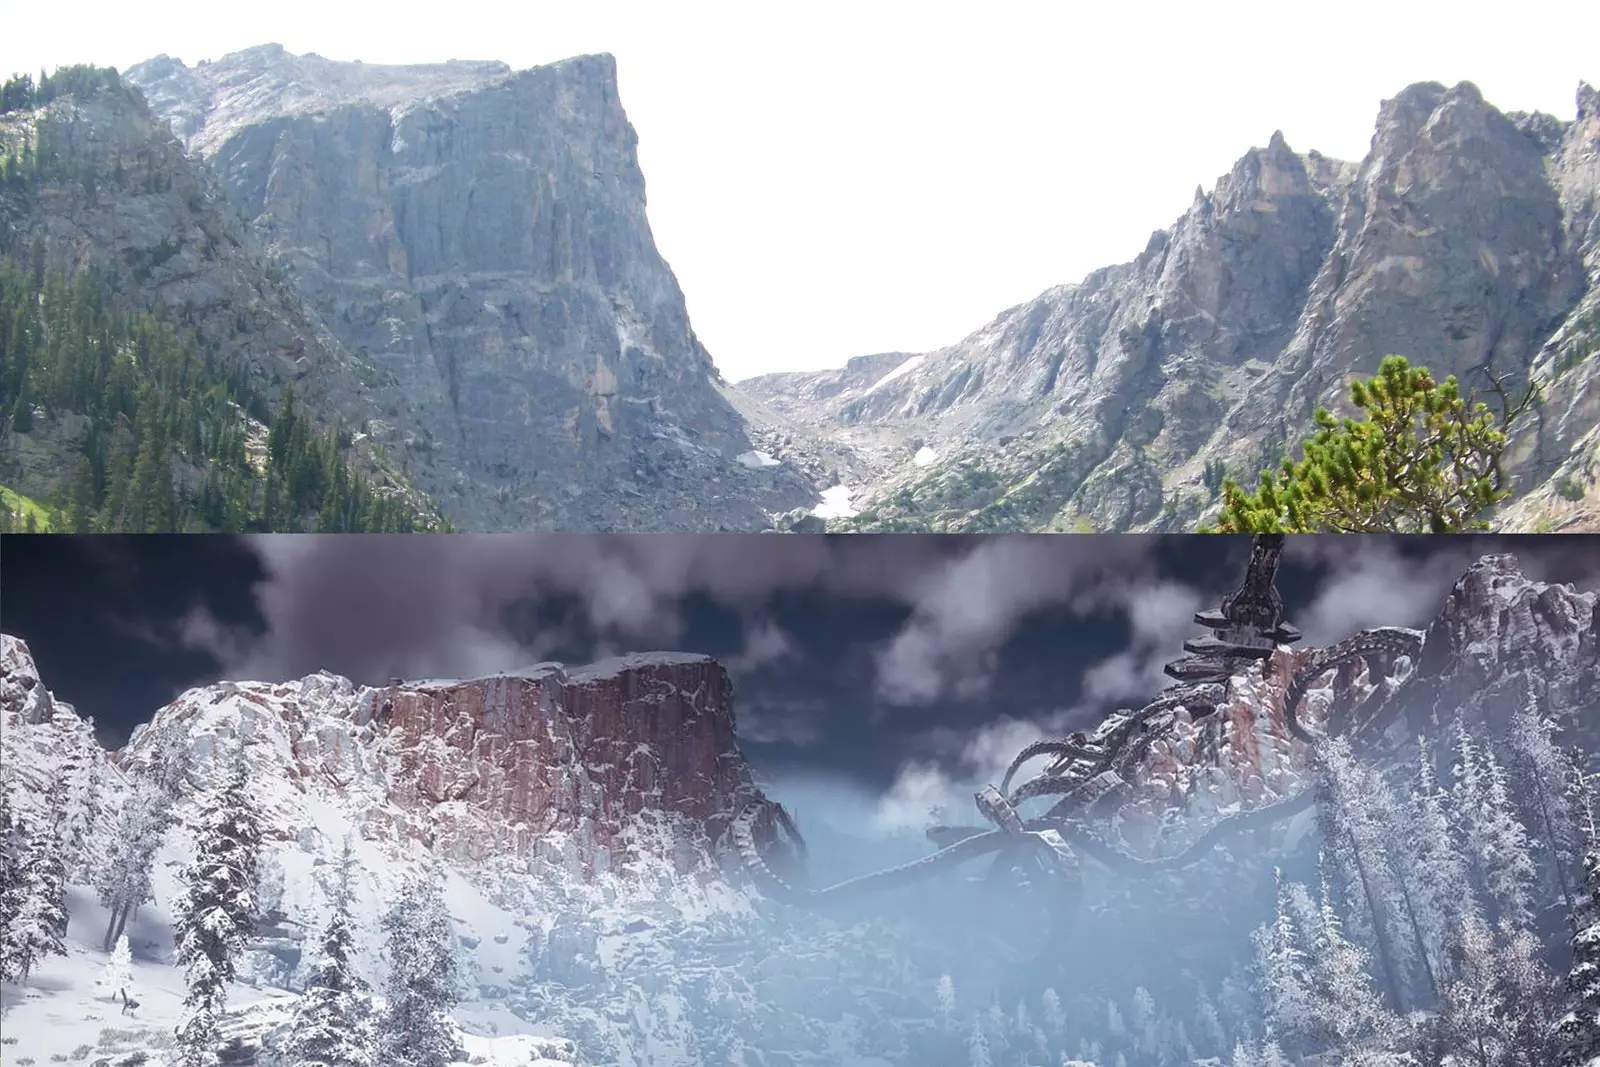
[0,44,1596,531]
[3,547,1600,1065]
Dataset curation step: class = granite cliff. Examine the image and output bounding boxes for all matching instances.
[124,46,816,531]
[744,81,1600,533]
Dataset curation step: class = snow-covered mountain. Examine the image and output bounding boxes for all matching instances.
[3,550,1600,1067]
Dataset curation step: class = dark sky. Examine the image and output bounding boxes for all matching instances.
[4,534,1600,807]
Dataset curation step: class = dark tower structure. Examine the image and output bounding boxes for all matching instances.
[1163,534,1301,684]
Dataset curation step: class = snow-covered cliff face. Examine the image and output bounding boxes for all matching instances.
[117,652,761,874]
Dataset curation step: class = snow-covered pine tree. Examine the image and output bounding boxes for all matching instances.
[1555,755,1600,1067]
[1437,914,1514,1066]
[1478,745,1540,933]
[57,722,105,880]
[1305,868,1395,1052]
[966,1016,991,1067]
[1507,693,1581,920]
[284,840,375,1067]
[96,777,176,951]
[173,748,263,1067]
[379,865,460,1067]
[1317,739,1412,1010]
[9,812,69,982]
[937,973,957,1027]
[97,933,133,1001]
[1400,736,1476,993]
[0,786,25,980]
[1193,984,1227,1059]
[1041,986,1064,1036]
[1252,872,1316,1055]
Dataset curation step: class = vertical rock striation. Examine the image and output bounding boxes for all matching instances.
[126,47,816,531]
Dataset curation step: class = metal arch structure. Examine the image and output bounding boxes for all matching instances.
[728,534,1426,909]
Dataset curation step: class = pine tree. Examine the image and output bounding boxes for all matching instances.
[173,750,263,1067]
[966,1016,991,1067]
[95,777,175,950]
[1209,355,1532,533]
[1402,737,1476,990]
[0,789,31,980]
[936,973,956,1027]
[1556,756,1600,1066]
[379,866,460,1067]
[1253,872,1317,1053]
[1307,870,1395,1051]
[57,724,105,879]
[9,815,69,982]
[1477,745,1540,933]
[97,932,133,1001]
[285,840,376,1067]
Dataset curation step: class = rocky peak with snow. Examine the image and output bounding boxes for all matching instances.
[115,651,768,873]
[1409,551,1600,730]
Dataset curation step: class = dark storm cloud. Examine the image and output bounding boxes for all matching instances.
[192,534,1197,706]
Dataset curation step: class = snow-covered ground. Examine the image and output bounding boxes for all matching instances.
[860,355,925,397]
[811,484,858,519]
[734,450,781,470]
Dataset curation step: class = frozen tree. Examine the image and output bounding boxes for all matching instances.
[1256,1040,1290,1067]
[1228,1041,1259,1067]
[8,814,69,982]
[1452,722,1539,931]
[1253,873,1316,1051]
[1555,758,1600,1067]
[285,841,376,1067]
[1507,696,1580,918]
[173,751,263,1067]
[967,1017,991,1067]
[0,787,25,979]
[1129,986,1160,1057]
[1318,739,1411,1009]
[1193,984,1227,1057]
[95,777,176,950]
[937,973,957,1026]
[1041,986,1065,1035]
[57,723,105,879]
[1437,914,1526,1067]
[1478,746,1540,932]
[1306,872,1395,1051]
[1400,738,1475,991]
[256,851,286,920]
[97,933,133,1000]
[379,865,460,1067]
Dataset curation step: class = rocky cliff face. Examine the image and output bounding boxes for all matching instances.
[112,650,765,871]
[125,46,816,531]
[0,76,435,518]
[743,81,1600,533]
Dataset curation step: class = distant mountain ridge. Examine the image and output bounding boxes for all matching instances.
[741,81,1600,533]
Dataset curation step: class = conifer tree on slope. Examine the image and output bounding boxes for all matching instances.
[9,812,69,982]
[96,776,177,950]
[0,786,25,980]
[1556,756,1600,1067]
[379,864,460,1067]
[57,723,105,880]
[98,932,133,1001]
[173,750,263,1067]
[285,840,375,1067]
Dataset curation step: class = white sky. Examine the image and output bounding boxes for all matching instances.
[3,0,1596,381]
